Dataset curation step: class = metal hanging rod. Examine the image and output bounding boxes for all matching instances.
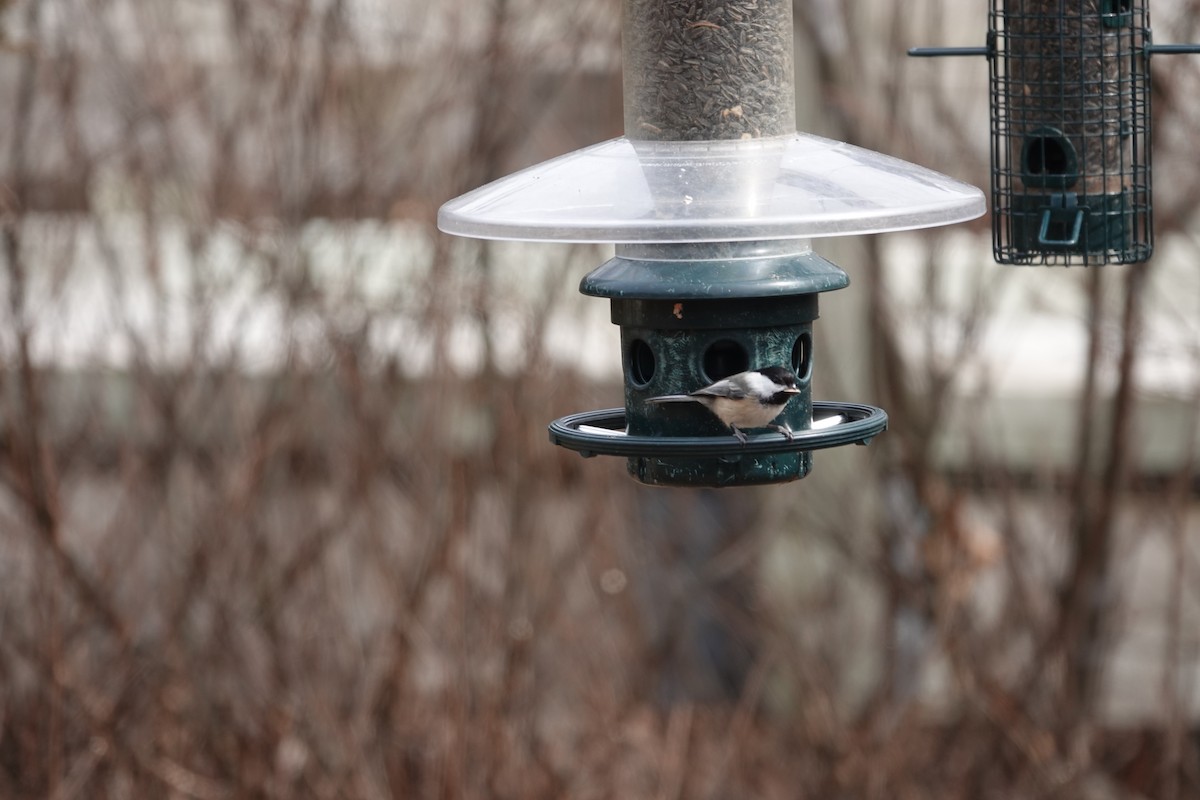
[1146,43,1200,55]
[908,40,1200,60]
[907,46,991,58]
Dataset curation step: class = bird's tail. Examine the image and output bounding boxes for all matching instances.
[645,394,697,404]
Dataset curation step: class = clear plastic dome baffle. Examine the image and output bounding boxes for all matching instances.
[437,134,986,244]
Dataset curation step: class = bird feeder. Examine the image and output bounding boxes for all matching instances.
[911,0,1200,266]
[440,0,985,487]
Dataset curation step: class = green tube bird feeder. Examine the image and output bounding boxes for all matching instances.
[438,0,985,487]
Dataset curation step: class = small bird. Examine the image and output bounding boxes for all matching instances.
[646,366,803,444]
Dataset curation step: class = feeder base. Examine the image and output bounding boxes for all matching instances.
[998,191,1150,264]
[548,401,887,487]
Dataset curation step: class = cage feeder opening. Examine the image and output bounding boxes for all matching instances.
[439,0,985,487]
[911,0,1200,266]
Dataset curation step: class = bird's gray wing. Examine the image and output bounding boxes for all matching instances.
[691,379,746,400]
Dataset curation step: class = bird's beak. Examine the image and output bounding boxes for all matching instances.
[784,387,802,394]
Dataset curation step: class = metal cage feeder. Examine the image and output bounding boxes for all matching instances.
[993,0,1151,264]
[440,0,985,487]
[912,0,1200,266]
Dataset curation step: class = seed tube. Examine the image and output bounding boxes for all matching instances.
[623,0,796,141]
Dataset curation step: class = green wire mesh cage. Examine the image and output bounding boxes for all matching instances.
[990,0,1151,265]
[912,2,1200,265]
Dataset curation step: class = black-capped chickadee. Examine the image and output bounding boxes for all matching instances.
[646,366,802,444]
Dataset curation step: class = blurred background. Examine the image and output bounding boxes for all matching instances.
[2,0,1200,797]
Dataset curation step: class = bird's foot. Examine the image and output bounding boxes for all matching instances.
[770,423,795,441]
[730,426,748,444]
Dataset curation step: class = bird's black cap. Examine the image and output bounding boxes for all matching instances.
[756,365,798,388]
